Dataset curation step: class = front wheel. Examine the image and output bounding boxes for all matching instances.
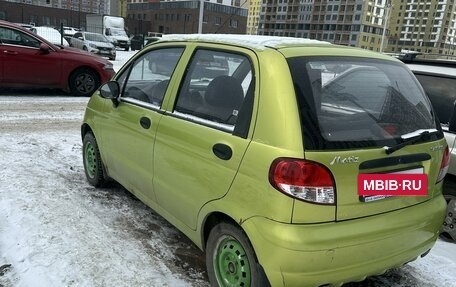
[206,223,270,287]
[69,68,100,97]
[82,132,108,187]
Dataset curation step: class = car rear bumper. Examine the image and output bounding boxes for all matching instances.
[243,194,446,287]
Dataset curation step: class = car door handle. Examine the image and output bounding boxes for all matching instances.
[139,117,151,129]
[212,143,232,160]
[3,50,18,55]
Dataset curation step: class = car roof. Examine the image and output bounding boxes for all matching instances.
[160,34,331,50]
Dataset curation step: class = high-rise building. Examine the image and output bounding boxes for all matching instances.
[247,0,260,34]
[387,0,456,55]
[257,0,392,52]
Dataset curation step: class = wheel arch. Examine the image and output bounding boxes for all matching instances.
[81,123,94,141]
[202,212,272,287]
[202,212,236,251]
[201,212,257,255]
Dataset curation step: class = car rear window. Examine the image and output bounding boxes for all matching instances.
[288,57,438,150]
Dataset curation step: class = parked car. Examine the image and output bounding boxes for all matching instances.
[14,22,34,30]
[130,35,162,51]
[145,36,161,46]
[82,35,448,287]
[63,26,80,37]
[0,20,115,96]
[62,26,81,43]
[130,35,144,51]
[30,26,69,46]
[71,31,116,60]
[399,52,456,242]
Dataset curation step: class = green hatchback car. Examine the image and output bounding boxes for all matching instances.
[81,35,448,287]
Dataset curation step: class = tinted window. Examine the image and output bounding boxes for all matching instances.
[120,47,184,106]
[414,73,456,124]
[174,49,253,132]
[288,57,437,150]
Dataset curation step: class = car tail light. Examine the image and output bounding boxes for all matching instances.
[437,145,450,183]
[269,158,336,204]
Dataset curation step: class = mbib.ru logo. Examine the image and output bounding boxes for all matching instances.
[358,173,427,196]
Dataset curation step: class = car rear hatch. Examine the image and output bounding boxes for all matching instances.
[303,144,446,221]
[286,53,447,222]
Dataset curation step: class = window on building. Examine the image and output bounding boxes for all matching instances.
[230,19,238,28]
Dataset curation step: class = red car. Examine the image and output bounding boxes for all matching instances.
[0,20,115,96]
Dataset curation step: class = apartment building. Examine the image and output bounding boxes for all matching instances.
[256,0,391,51]
[387,0,456,55]
[127,0,247,34]
[247,0,260,34]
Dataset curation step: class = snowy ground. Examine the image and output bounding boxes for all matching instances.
[0,51,455,287]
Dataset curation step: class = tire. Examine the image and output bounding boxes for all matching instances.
[124,45,130,51]
[109,56,116,61]
[69,68,100,97]
[206,222,270,287]
[441,186,456,242]
[82,132,108,187]
[83,46,88,51]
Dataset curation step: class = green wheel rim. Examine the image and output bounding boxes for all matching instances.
[214,235,251,287]
[84,142,97,179]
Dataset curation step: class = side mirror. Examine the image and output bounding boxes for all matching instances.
[100,81,120,99]
[449,101,456,132]
[100,81,120,107]
[39,43,50,54]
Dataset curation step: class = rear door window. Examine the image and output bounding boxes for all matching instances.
[288,57,438,150]
[174,49,254,136]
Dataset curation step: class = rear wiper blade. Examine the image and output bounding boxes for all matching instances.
[384,129,438,155]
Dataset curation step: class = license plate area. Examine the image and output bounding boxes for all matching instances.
[358,167,427,202]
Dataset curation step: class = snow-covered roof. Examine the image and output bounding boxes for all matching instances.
[160,34,331,50]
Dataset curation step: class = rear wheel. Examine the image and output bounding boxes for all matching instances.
[441,187,456,241]
[206,222,270,287]
[82,132,108,187]
[69,68,100,97]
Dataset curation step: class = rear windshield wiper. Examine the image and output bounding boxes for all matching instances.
[384,129,439,155]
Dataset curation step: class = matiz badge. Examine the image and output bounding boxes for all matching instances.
[330,155,359,165]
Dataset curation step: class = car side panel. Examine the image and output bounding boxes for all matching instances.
[2,44,62,87]
[153,116,250,230]
[100,101,162,203]
[70,37,84,49]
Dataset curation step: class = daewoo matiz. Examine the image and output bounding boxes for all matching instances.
[81,35,447,287]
